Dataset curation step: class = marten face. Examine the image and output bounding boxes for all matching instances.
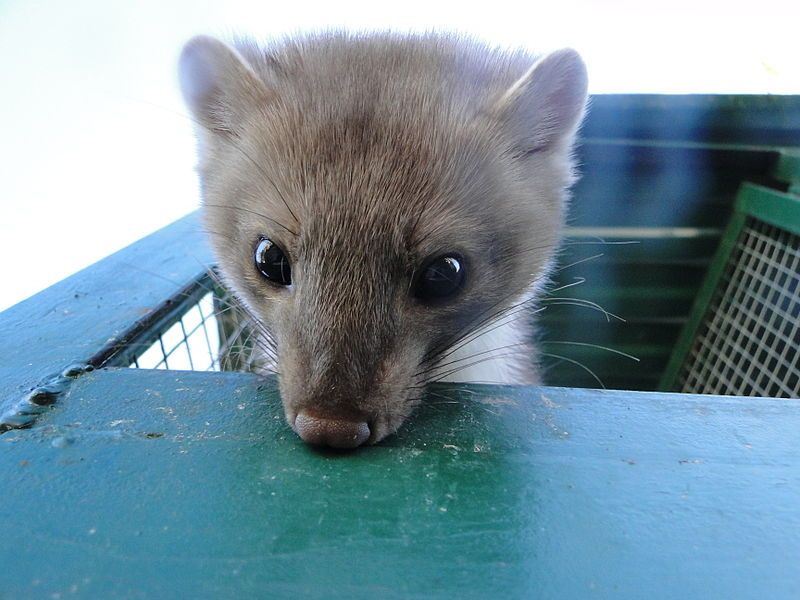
[180,33,587,447]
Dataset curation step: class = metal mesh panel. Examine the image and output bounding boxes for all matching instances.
[129,293,221,371]
[677,217,800,397]
[126,285,263,373]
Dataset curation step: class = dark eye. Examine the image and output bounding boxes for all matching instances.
[413,254,465,303]
[254,238,291,285]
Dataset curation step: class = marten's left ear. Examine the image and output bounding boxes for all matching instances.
[492,48,588,156]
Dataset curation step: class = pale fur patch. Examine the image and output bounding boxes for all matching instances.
[434,286,540,386]
[436,317,534,384]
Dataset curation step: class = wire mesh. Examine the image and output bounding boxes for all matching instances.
[677,217,800,398]
[126,283,263,373]
[129,292,220,371]
[124,215,799,396]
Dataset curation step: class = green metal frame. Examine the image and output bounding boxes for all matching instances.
[774,151,800,195]
[659,183,800,390]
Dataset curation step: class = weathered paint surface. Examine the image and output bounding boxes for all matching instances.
[2,368,798,599]
[0,213,211,418]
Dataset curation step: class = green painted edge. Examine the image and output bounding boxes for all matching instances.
[658,210,747,391]
[658,182,800,390]
[773,151,800,192]
[737,182,800,236]
[0,211,212,418]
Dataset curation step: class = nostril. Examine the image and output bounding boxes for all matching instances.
[293,411,371,448]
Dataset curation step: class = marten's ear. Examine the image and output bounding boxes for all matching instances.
[492,48,588,156]
[179,35,270,137]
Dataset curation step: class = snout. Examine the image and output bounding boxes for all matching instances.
[293,410,371,448]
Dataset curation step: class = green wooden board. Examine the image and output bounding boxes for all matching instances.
[2,368,798,599]
[0,212,211,421]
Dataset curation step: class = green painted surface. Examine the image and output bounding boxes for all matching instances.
[774,151,800,190]
[738,183,800,236]
[2,368,798,599]
[583,94,800,146]
[0,213,212,418]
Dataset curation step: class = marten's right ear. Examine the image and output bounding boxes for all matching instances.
[179,35,269,137]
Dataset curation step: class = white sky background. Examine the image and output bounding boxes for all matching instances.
[0,0,798,312]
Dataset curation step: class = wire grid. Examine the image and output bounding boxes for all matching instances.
[127,289,260,373]
[677,217,800,398]
[128,292,221,371]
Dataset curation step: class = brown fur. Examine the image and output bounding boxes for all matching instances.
[179,32,588,444]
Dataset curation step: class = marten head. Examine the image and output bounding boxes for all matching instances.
[179,33,587,447]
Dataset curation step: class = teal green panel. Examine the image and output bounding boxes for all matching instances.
[773,151,800,188]
[2,368,798,599]
[0,213,211,418]
[737,183,800,236]
[582,94,800,146]
[572,143,775,229]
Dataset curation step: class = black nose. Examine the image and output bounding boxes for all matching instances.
[293,411,371,448]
